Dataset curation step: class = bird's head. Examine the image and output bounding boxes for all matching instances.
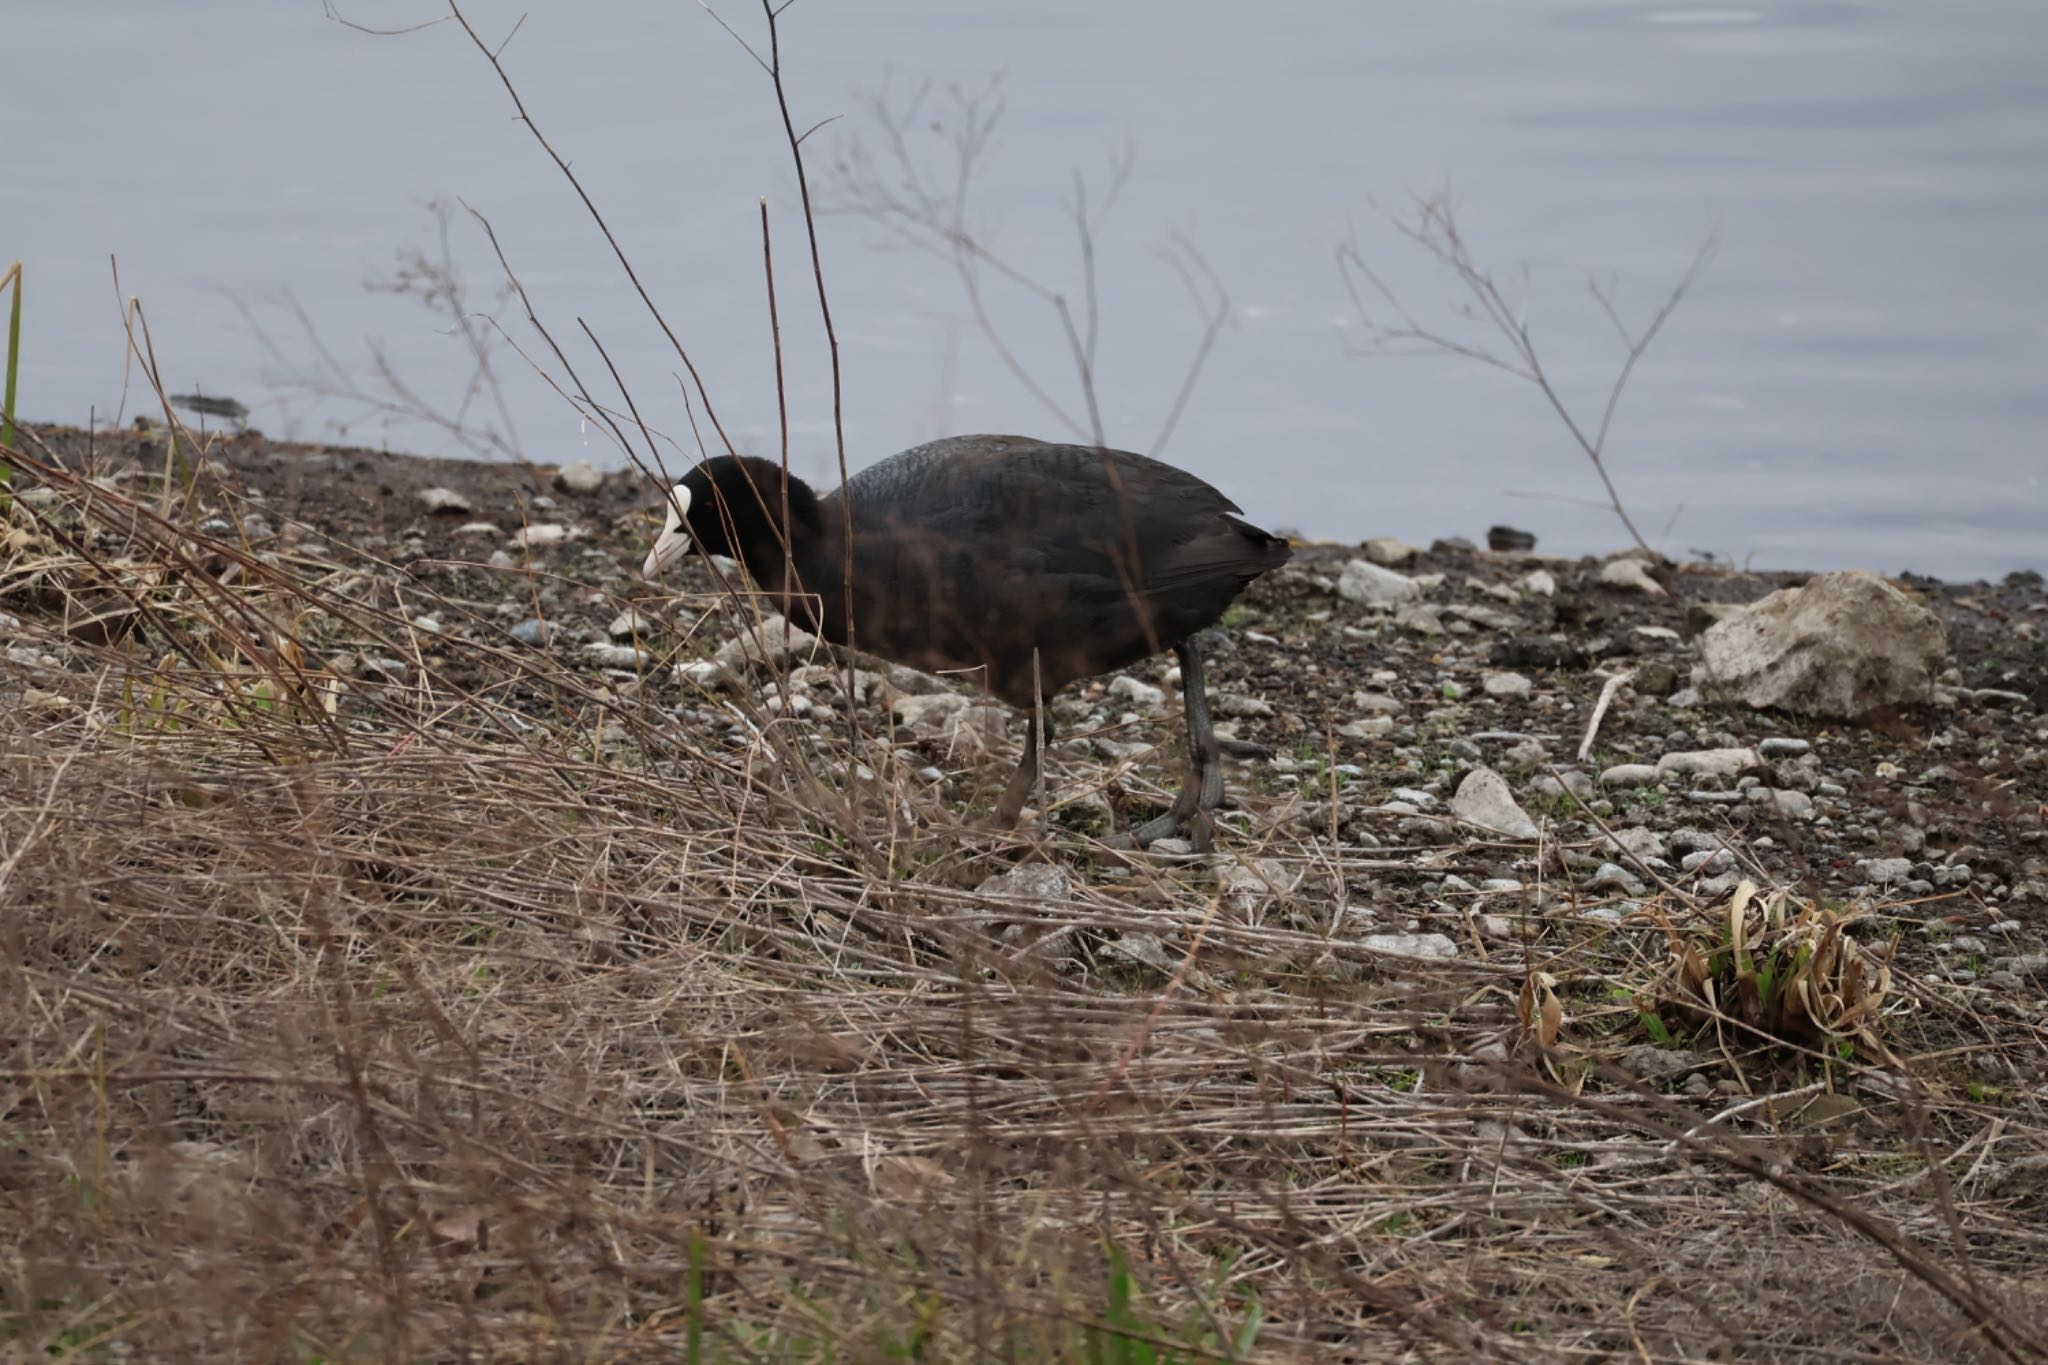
[641,456,821,581]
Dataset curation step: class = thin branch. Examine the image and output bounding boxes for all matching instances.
[445,0,737,458]
[322,1,448,37]
[1339,195,1712,562]
[823,78,1228,456]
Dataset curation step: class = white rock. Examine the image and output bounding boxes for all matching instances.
[713,614,819,672]
[1599,557,1666,596]
[790,664,887,705]
[418,486,473,515]
[1747,787,1816,820]
[1858,857,1915,885]
[1220,858,1302,910]
[886,663,949,696]
[1469,576,1520,604]
[453,521,500,538]
[1217,694,1274,718]
[1519,569,1557,598]
[1600,763,1663,789]
[1604,826,1669,862]
[1449,767,1542,841]
[1657,747,1761,781]
[1361,536,1420,566]
[1532,770,1595,801]
[1586,863,1646,896]
[583,642,651,669]
[1337,559,1423,607]
[894,692,971,735]
[946,705,1011,755]
[512,522,572,549]
[677,660,727,690]
[1694,571,1949,719]
[1360,932,1459,961]
[1483,672,1533,699]
[554,460,605,495]
[608,609,652,639]
[1108,675,1166,707]
[1394,603,1445,635]
[975,862,1072,907]
[763,689,811,717]
[1103,932,1194,976]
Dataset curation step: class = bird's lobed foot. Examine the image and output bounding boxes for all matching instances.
[1106,807,1215,855]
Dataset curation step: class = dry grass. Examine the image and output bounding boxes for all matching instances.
[4,443,2048,1363]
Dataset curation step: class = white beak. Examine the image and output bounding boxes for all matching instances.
[641,483,693,580]
[641,527,692,580]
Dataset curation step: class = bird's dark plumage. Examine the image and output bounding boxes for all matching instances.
[646,434,1292,848]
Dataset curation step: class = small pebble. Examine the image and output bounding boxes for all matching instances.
[418,486,473,515]
[1586,863,1646,896]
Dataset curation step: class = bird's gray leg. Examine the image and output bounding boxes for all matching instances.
[1121,639,1225,852]
[996,711,1047,827]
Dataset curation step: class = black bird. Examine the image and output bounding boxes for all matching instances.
[641,434,1292,850]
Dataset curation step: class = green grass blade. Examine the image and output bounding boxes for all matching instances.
[2,260,19,490]
[685,1230,705,1365]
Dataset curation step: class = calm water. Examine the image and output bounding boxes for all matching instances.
[6,1,2045,578]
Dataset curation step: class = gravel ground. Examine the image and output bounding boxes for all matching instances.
[17,421,2045,1025]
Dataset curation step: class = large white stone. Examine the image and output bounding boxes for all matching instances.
[1337,559,1423,608]
[1449,767,1541,841]
[1694,571,1949,718]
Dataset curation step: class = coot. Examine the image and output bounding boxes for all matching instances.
[642,434,1291,850]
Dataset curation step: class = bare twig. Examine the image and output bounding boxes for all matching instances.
[825,77,1230,457]
[1339,195,1715,561]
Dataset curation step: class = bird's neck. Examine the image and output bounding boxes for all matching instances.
[746,520,849,644]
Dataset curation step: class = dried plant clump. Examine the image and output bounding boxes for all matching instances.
[1645,880,1897,1059]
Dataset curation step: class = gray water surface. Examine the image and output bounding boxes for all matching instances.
[5,1,2045,577]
